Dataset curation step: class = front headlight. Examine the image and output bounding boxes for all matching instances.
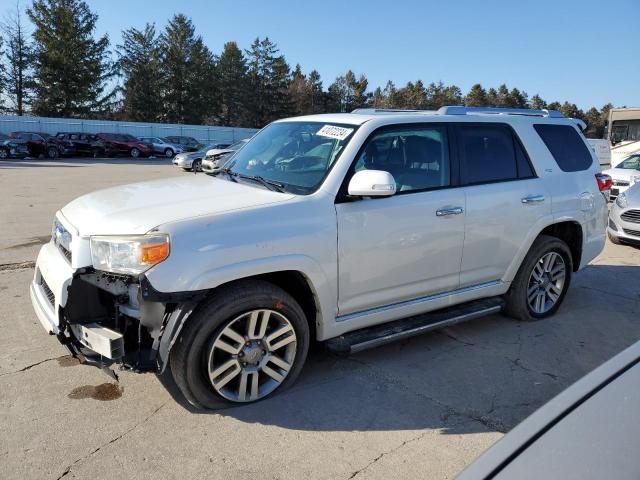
[633,175,640,185]
[616,192,628,209]
[90,234,170,275]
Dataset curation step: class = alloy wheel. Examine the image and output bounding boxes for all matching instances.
[131,148,140,158]
[527,251,566,314]
[0,149,8,159]
[207,309,297,402]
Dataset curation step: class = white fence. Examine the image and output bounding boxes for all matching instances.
[0,115,258,144]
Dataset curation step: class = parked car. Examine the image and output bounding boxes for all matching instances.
[172,143,222,172]
[457,339,640,480]
[0,133,30,159]
[138,136,184,158]
[30,106,607,409]
[602,154,640,199]
[9,131,70,159]
[55,132,106,157]
[201,139,249,172]
[95,133,153,158]
[607,181,640,245]
[164,135,204,152]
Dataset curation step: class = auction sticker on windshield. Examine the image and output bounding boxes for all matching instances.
[316,125,354,141]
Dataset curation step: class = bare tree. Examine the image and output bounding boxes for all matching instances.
[1,0,34,115]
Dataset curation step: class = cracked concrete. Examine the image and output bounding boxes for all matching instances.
[1,158,639,480]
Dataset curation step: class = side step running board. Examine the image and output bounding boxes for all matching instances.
[326,297,504,355]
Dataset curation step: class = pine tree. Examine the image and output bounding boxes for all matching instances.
[245,37,292,127]
[425,81,462,108]
[307,69,324,114]
[530,94,547,109]
[28,0,114,117]
[158,14,217,124]
[1,1,35,115]
[117,23,161,122]
[216,41,249,126]
[486,88,499,106]
[495,84,510,107]
[327,70,369,112]
[464,84,488,107]
[506,87,528,108]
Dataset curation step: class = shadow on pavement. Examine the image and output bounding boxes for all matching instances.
[158,263,640,436]
[0,157,172,168]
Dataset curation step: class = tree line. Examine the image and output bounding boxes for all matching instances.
[0,0,614,137]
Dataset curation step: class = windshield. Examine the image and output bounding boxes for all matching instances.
[618,155,640,170]
[228,140,247,151]
[224,121,356,194]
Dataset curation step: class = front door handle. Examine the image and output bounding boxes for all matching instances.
[436,206,464,216]
[521,194,545,204]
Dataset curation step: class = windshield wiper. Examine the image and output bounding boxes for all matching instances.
[212,167,286,192]
[239,174,286,193]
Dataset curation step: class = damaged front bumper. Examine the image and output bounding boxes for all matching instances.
[30,236,202,374]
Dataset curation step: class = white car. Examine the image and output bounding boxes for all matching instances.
[201,139,249,173]
[138,136,184,158]
[602,154,640,199]
[30,106,607,409]
[608,181,640,245]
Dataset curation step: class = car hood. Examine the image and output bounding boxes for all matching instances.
[603,167,640,181]
[205,148,233,157]
[61,175,295,236]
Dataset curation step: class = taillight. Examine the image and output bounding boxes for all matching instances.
[595,173,612,191]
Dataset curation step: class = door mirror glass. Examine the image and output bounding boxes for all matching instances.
[348,170,396,197]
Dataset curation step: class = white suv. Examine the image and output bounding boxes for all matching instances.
[30,107,608,409]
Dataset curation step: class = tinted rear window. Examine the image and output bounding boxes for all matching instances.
[534,124,593,172]
[457,124,518,184]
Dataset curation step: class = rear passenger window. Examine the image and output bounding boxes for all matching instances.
[457,124,526,184]
[534,124,593,172]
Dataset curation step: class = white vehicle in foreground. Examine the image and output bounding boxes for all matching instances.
[608,182,640,246]
[30,107,607,409]
[602,154,640,199]
[201,139,249,173]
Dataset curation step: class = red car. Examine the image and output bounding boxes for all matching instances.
[95,133,153,158]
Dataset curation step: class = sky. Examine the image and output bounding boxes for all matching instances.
[7,0,639,110]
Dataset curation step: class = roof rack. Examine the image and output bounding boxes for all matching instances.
[351,108,437,115]
[438,106,564,118]
[350,106,564,118]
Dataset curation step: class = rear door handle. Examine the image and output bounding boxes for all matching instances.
[521,195,545,204]
[436,206,464,216]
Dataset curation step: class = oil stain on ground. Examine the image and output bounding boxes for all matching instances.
[68,383,123,401]
[57,356,81,367]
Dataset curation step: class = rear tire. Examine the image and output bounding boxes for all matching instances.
[130,147,140,158]
[192,159,201,172]
[170,280,310,409]
[504,235,573,322]
[0,148,8,160]
[164,148,174,158]
[47,147,59,159]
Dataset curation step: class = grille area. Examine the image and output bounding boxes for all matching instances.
[621,209,640,224]
[58,243,72,262]
[623,228,640,238]
[40,277,55,307]
[613,180,630,186]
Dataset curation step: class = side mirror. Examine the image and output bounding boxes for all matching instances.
[347,170,396,197]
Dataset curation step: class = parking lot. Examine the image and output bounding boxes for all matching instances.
[1,157,639,480]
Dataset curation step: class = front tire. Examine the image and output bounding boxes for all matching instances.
[130,147,140,158]
[170,280,310,409]
[47,147,59,159]
[0,149,8,160]
[191,159,202,172]
[504,235,572,321]
[164,148,174,158]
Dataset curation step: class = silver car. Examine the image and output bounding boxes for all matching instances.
[201,139,249,173]
[608,181,640,245]
[138,137,184,158]
[172,144,221,171]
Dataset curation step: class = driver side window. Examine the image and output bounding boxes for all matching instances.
[354,125,450,193]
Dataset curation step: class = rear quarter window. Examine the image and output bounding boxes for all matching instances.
[534,124,593,172]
